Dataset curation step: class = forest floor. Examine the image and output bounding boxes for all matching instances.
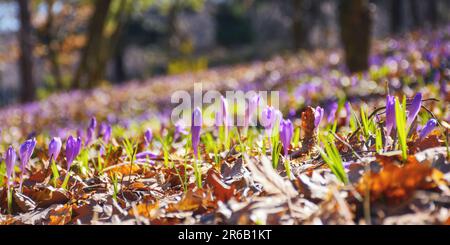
[0,28,449,225]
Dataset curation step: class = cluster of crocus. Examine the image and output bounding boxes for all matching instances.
[385,93,423,136]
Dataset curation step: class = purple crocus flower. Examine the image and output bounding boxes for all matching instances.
[66,136,82,171]
[327,102,338,123]
[419,119,438,140]
[279,119,294,156]
[245,94,260,127]
[407,93,422,127]
[385,95,396,136]
[191,107,202,158]
[174,121,188,141]
[5,146,16,187]
[144,128,153,146]
[19,138,36,172]
[48,137,62,161]
[261,106,276,136]
[103,124,112,143]
[344,102,352,125]
[136,151,158,160]
[86,117,97,146]
[18,138,35,190]
[314,106,324,127]
[215,96,229,127]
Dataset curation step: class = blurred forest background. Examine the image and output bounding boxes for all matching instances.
[0,0,448,106]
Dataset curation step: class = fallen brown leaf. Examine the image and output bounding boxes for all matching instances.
[47,204,72,225]
[205,168,235,202]
[25,186,70,208]
[357,155,434,204]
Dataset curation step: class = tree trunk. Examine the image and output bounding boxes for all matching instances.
[291,0,306,50]
[91,0,130,87]
[44,0,63,90]
[114,45,126,83]
[409,0,420,30]
[339,0,373,73]
[428,0,438,29]
[391,0,402,34]
[17,0,35,103]
[72,0,112,89]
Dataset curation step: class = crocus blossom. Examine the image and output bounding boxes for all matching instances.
[174,121,188,141]
[385,95,396,136]
[5,146,16,187]
[279,119,294,156]
[86,117,97,145]
[19,138,36,172]
[103,124,112,143]
[216,96,229,127]
[66,136,82,171]
[144,128,153,146]
[245,94,260,127]
[314,106,324,127]
[344,102,351,125]
[406,93,422,127]
[419,119,438,140]
[327,102,338,123]
[261,106,276,136]
[136,151,158,160]
[191,107,202,158]
[48,137,62,160]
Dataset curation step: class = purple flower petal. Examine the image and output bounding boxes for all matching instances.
[191,107,202,157]
[419,119,438,140]
[407,93,422,127]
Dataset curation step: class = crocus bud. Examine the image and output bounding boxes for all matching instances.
[314,106,324,127]
[136,151,158,160]
[5,145,16,187]
[407,93,422,127]
[174,121,188,141]
[327,102,338,123]
[48,137,62,160]
[89,117,97,129]
[344,102,351,125]
[385,95,396,136]
[419,119,438,140]
[144,128,153,146]
[103,124,112,143]
[261,106,276,136]
[86,117,97,146]
[279,119,294,156]
[66,136,82,171]
[245,94,260,127]
[19,138,36,172]
[215,96,229,127]
[191,107,202,158]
